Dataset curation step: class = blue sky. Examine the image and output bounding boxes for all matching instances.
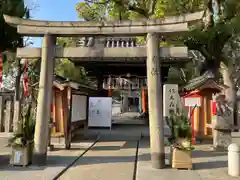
[25,0,81,47]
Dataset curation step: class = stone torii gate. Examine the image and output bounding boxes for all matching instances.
[4,12,203,168]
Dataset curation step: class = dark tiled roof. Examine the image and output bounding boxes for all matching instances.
[53,75,96,90]
[54,75,68,84]
[184,71,227,91]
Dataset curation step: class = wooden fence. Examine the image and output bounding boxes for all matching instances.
[0,88,89,139]
[0,92,14,137]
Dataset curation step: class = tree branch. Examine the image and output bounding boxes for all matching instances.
[114,0,149,17]
[148,0,157,16]
[84,0,149,18]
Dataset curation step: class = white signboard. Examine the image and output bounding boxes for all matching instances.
[163,84,178,117]
[71,95,87,122]
[14,151,21,164]
[112,104,121,116]
[88,97,112,128]
[184,97,201,107]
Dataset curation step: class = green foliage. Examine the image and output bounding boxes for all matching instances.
[76,1,107,21]
[75,0,205,22]
[57,37,77,47]
[167,61,200,85]
[55,37,90,85]
[55,58,89,85]
[9,104,35,148]
[182,0,240,74]
[166,109,192,141]
[0,0,29,52]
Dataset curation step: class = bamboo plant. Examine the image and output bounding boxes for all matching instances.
[8,104,35,148]
[166,109,194,151]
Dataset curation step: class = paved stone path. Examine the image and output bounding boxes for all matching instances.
[59,140,137,180]
[136,140,240,180]
[0,141,94,180]
[2,136,240,180]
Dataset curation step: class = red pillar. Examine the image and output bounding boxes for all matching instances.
[108,89,112,97]
[141,88,147,113]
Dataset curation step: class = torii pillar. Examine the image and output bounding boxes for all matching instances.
[33,34,56,165]
[146,33,165,169]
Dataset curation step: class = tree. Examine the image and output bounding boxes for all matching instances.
[76,0,205,20]
[181,1,240,126]
[55,37,90,85]
[0,0,29,53]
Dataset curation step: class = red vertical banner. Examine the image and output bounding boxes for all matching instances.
[212,101,217,115]
[0,53,3,89]
[23,59,29,97]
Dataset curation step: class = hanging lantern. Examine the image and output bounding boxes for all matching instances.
[23,59,29,97]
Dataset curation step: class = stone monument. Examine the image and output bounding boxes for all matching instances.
[212,94,233,150]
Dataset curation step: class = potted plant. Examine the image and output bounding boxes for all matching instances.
[166,109,194,169]
[9,104,35,166]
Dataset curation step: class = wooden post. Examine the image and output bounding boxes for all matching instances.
[141,88,146,113]
[108,89,112,97]
[4,100,13,133]
[58,93,64,134]
[65,87,72,149]
[191,107,195,145]
[194,107,200,137]
[51,88,56,134]
[203,97,208,136]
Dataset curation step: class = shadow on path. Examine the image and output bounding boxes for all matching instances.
[192,150,227,158]
[194,160,227,170]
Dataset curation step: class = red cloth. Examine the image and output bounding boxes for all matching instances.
[23,59,29,97]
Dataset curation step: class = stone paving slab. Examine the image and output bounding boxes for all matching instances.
[0,141,94,180]
[136,140,240,180]
[59,140,137,180]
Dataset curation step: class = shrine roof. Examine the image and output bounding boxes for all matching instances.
[53,75,97,92]
[75,61,173,78]
[183,71,228,92]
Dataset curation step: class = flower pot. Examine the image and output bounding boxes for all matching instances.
[9,143,33,166]
[172,148,192,169]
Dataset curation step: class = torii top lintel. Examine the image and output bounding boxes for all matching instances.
[3,11,203,37]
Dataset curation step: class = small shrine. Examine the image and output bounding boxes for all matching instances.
[51,75,104,148]
[181,72,228,140]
